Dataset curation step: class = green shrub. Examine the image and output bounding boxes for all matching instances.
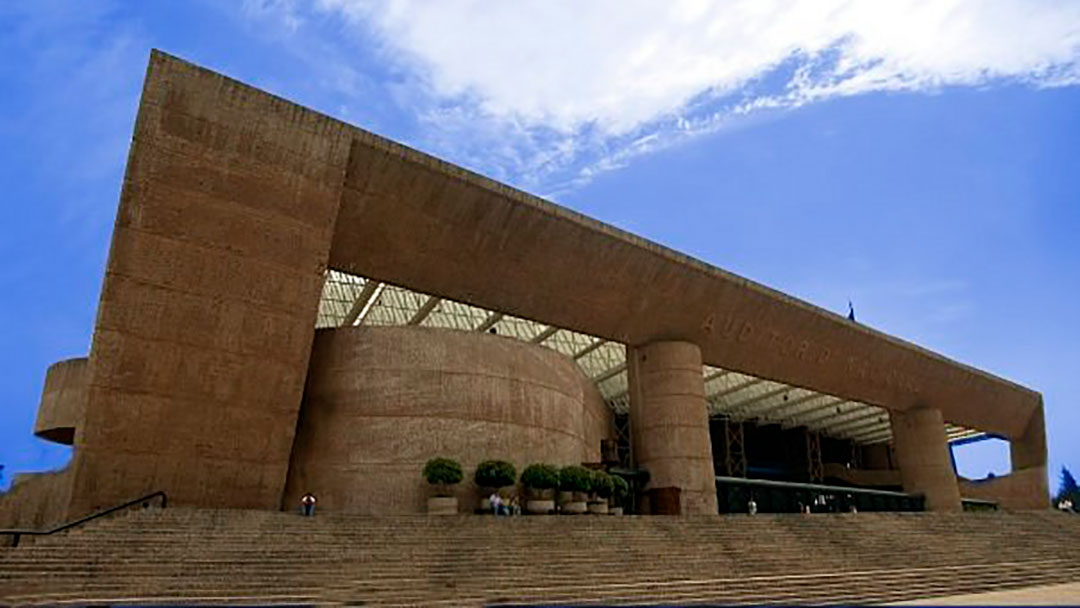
[611,475,630,501]
[422,457,464,486]
[558,465,593,493]
[474,460,517,488]
[520,463,560,490]
[591,470,615,498]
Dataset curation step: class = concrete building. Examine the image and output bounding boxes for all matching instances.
[0,50,1049,527]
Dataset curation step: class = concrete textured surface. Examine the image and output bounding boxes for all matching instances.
[283,326,612,514]
[893,581,1080,605]
[67,48,351,517]
[327,107,1043,442]
[34,357,87,446]
[0,469,72,529]
[3,509,1080,606]
[890,407,962,511]
[0,48,1050,521]
[629,341,718,515]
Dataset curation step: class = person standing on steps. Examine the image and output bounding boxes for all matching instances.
[489,491,503,517]
[301,492,316,517]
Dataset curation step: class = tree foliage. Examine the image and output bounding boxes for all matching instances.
[610,475,630,501]
[558,465,593,493]
[1058,466,1079,505]
[591,470,615,498]
[474,460,517,488]
[422,457,464,486]
[520,463,559,490]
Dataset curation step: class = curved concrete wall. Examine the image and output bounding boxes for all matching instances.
[35,358,88,445]
[283,326,613,514]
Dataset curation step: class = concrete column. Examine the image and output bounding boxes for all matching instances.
[628,340,717,515]
[889,407,962,512]
[1006,404,1050,509]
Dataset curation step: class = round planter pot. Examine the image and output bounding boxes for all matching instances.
[428,496,458,516]
[562,501,587,514]
[588,502,609,515]
[526,499,555,515]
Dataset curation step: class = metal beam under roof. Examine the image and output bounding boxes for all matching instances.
[722,385,793,416]
[474,312,503,332]
[709,377,766,402]
[756,393,838,421]
[573,339,607,360]
[825,410,888,434]
[530,325,560,344]
[594,362,628,384]
[341,280,383,327]
[407,296,441,325]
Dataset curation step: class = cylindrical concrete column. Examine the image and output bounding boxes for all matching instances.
[629,341,717,515]
[889,407,962,512]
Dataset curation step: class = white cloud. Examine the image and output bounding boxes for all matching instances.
[307,0,1080,189]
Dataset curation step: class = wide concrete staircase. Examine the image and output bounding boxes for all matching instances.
[3,508,1080,606]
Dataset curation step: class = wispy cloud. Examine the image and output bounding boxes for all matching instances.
[261,1,1080,191]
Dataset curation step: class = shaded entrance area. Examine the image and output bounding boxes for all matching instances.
[715,476,925,514]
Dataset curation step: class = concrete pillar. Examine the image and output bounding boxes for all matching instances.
[1007,404,1050,509]
[889,407,962,511]
[628,340,717,515]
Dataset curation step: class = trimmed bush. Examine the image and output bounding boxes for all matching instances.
[591,471,615,499]
[422,457,464,486]
[520,463,560,490]
[611,474,630,501]
[558,465,593,493]
[474,460,517,489]
[613,475,630,498]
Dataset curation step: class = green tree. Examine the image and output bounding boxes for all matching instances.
[474,460,517,489]
[1057,467,1079,506]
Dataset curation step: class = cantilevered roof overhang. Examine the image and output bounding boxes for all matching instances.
[324,135,1042,441]
[317,271,986,446]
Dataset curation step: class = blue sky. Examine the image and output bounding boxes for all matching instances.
[1,1,1078,493]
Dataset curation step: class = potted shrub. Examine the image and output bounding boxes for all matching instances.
[423,457,463,515]
[558,465,592,514]
[520,463,559,514]
[610,474,630,515]
[588,471,614,514]
[475,460,517,512]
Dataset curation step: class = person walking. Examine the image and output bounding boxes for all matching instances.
[301,493,316,517]
[489,492,503,517]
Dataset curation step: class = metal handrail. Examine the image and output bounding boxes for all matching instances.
[0,490,166,548]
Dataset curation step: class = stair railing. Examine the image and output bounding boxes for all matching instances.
[0,490,167,548]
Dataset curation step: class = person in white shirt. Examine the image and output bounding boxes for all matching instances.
[489,492,503,516]
[300,493,316,517]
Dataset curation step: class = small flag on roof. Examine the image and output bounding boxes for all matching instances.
[847,300,856,322]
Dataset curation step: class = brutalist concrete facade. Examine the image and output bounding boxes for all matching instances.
[0,50,1049,525]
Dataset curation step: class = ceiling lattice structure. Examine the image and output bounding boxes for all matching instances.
[317,270,985,447]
